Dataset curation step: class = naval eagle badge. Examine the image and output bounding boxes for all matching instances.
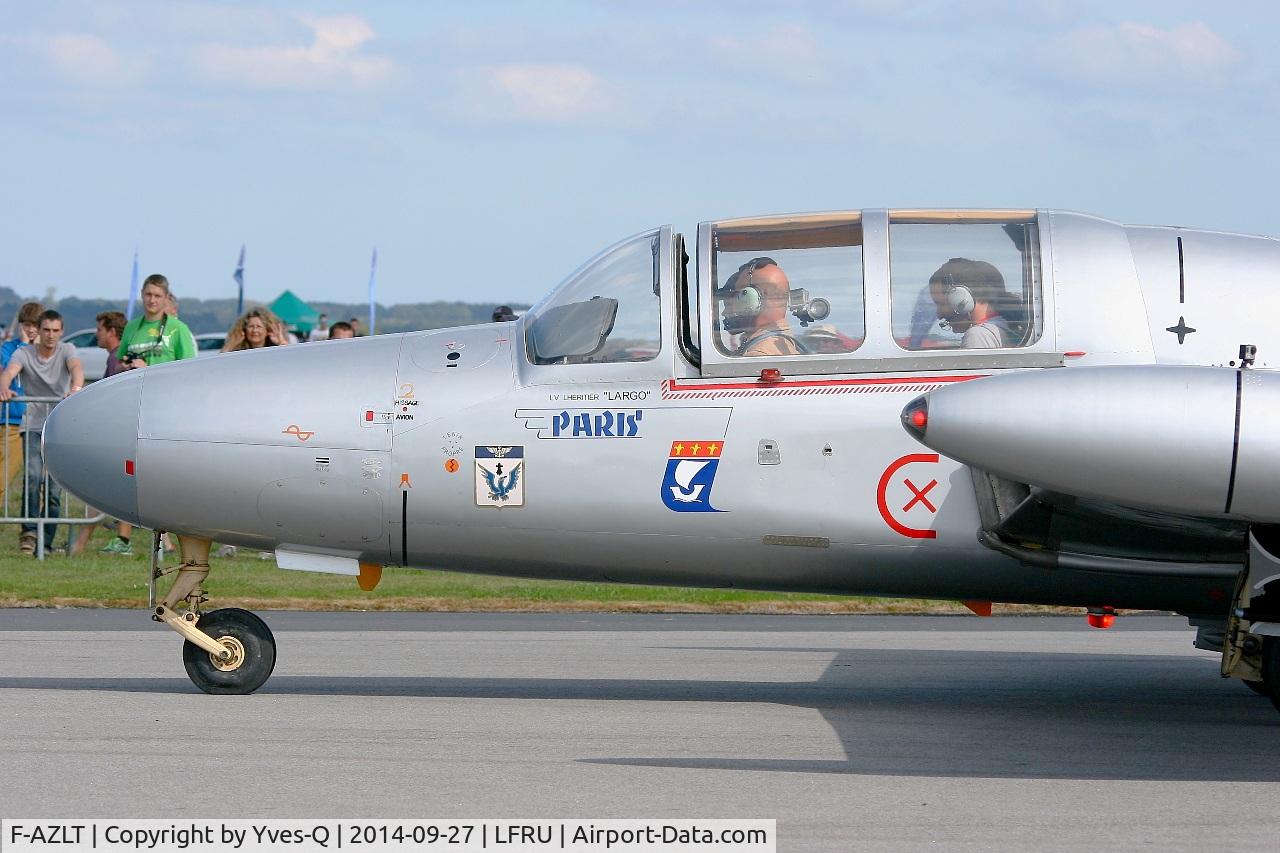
[475,445,525,508]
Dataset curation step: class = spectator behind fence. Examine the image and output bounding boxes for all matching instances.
[97,311,127,378]
[328,321,355,339]
[109,275,196,555]
[0,310,83,555]
[350,317,362,336]
[0,302,43,521]
[119,274,198,369]
[223,307,291,351]
[69,311,129,557]
[309,314,330,342]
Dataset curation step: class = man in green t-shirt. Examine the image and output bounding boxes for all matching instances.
[103,273,196,555]
[117,273,197,368]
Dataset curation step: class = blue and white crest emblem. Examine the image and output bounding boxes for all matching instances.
[475,445,524,508]
[660,440,724,513]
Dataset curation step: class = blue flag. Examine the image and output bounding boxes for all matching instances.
[125,249,140,320]
[367,248,378,335]
[233,244,246,315]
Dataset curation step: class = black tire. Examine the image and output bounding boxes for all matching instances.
[181,608,276,695]
[1244,679,1269,696]
[1262,636,1280,713]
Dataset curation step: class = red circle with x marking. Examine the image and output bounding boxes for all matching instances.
[876,453,940,539]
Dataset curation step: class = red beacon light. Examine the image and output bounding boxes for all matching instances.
[758,368,783,383]
[1086,606,1117,629]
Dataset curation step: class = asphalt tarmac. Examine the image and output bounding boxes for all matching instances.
[2,610,1279,852]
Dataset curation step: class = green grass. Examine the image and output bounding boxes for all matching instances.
[0,504,1060,615]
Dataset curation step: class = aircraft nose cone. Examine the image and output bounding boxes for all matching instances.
[43,371,142,524]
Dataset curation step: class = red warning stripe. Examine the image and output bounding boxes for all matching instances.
[662,375,984,400]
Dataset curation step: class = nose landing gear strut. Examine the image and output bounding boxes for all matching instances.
[1222,528,1280,712]
[149,532,277,694]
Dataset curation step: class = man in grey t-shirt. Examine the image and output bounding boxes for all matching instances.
[0,310,83,554]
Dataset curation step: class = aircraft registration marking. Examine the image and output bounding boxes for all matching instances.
[661,376,984,400]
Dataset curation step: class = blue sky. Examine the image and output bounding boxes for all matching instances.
[1,1,1277,307]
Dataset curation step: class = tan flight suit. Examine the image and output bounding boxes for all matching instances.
[739,321,803,357]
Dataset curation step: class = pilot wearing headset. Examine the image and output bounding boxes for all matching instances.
[927,257,1013,349]
[718,257,807,357]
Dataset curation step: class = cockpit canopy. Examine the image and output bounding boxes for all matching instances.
[524,230,661,365]
[522,210,1048,377]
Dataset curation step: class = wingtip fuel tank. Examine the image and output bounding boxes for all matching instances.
[901,364,1280,523]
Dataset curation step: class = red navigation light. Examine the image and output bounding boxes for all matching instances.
[124,459,135,476]
[1086,606,1117,629]
[901,398,929,440]
[759,368,783,383]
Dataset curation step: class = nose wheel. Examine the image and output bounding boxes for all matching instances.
[181,608,277,695]
[149,532,279,695]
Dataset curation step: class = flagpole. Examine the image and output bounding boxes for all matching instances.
[367,248,378,335]
[125,249,140,320]
[233,244,246,315]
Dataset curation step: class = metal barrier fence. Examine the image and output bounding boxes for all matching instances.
[1,396,104,560]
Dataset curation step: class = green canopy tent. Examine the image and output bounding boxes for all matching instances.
[268,290,320,337]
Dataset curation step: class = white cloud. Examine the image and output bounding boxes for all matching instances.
[38,33,148,87]
[708,24,825,84]
[194,14,393,91]
[1047,21,1239,87]
[457,63,621,124]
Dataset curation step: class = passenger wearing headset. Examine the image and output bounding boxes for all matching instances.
[718,257,807,357]
[927,257,1013,349]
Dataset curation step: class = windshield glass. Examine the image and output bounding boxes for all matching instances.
[525,230,661,365]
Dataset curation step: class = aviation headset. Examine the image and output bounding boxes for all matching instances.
[721,257,777,317]
[940,267,975,320]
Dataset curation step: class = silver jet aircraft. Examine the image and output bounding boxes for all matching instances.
[41,209,1280,706]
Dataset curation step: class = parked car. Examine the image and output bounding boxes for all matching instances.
[195,333,226,355]
[61,328,107,383]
